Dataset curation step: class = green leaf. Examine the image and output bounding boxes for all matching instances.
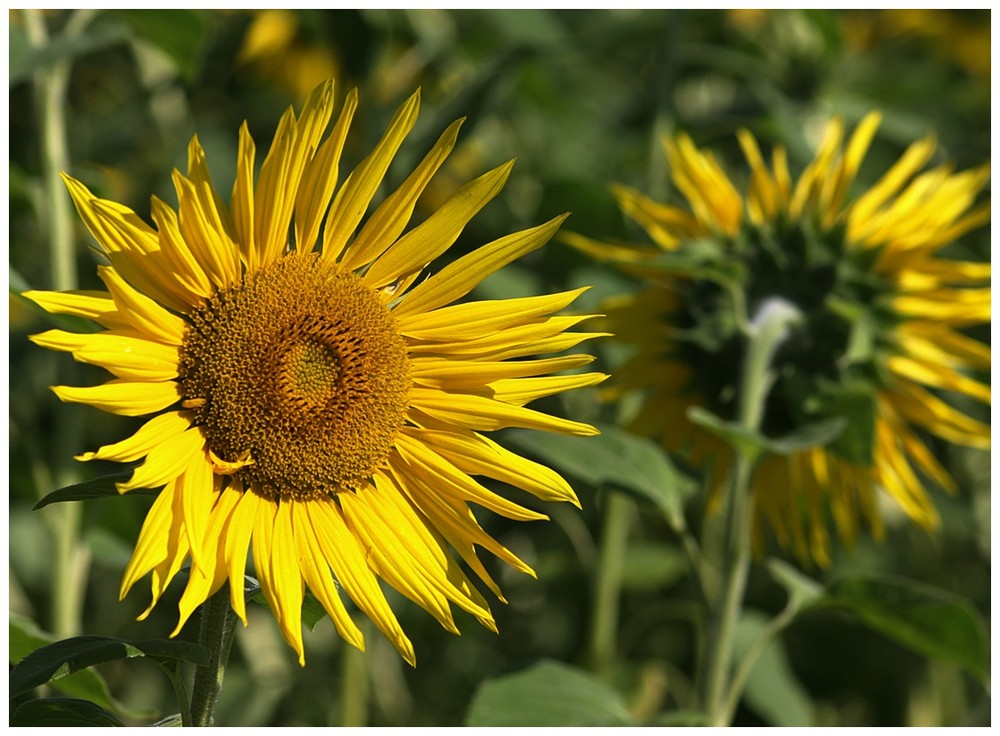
[766,417,847,455]
[806,381,877,466]
[10,636,210,697]
[506,424,696,530]
[9,615,129,718]
[250,588,327,631]
[33,469,155,510]
[821,575,989,682]
[465,660,634,726]
[766,558,824,609]
[302,591,328,631]
[689,408,847,462]
[9,22,128,84]
[687,406,767,460]
[10,698,125,727]
[114,10,207,81]
[735,611,814,726]
[621,542,688,591]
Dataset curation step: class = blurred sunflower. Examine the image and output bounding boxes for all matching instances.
[568,113,990,565]
[26,80,605,665]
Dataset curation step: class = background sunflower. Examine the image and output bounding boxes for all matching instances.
[10,9,990,727]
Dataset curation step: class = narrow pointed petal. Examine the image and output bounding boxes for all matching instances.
[340,118,464,272]
[323,89,420,263]
[394,215,569,317]
[52,379,181,416]
[116,426,206,493]
[76,410,191,463]
[364,161,514,290]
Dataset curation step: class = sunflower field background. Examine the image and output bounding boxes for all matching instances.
[8,9,990,727]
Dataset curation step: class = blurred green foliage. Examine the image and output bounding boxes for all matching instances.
[9,9,990,727]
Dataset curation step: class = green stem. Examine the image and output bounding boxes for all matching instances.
[702,298,801,726]
[23,7,97,640]
[340,622,370,726]
[190,587,238,727]
[586,490,631,679]
[720,597,799,725]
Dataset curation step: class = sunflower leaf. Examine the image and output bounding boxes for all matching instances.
[766,558,824,609]
[819,575,989,682]
[33,469,154,510]
[765,416,847,455]
[506,424,696,530]
[735,610,814,726]
[8,614,153,720]
[10,698,125,727]
[687,406,767,459]
[9,636,210,697]
[806,382,877,466]
[465,659,634,726]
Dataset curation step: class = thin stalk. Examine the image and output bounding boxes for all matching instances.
[340,627,370,726]
[720,598,799,725]
[586,490,632,679]
[23,7,97,640]
[701,298,801,726]
[189,587,238,727]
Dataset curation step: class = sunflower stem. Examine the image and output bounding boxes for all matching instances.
[586,490,631,679]
[702,298,801,726]
[340,628,370,726]
[190,587,238,727]
[23,7,97,640]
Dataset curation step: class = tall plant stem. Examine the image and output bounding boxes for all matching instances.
[587,490,631,678]
[190,587,238,727]
[23,7,98,640]
[340,625,371,726]
[701,298,801,726]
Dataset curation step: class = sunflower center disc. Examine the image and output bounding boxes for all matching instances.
[179,252,411,500]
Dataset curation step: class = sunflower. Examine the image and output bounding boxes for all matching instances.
[25,80,606,665]
[567,113,990,565]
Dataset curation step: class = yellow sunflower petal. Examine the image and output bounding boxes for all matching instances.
[396,430,547,522]
[291,501,366,652]
[338,486,460,634]
[888,354,990,403]
[224,486,261,625]
[410,354,594,390]
[294,87,359,256]
[485,372,608,407]
[256,80,337,267]
[397,288,588,340]
[149,195,216,303]
[364,160,514,291]
[340,118,464,272]
[410,386,599,436]
[612,183,702,248]
[22,289,125,329]
[97,265,187,345]
[394,214,570,317]
[30,329,180,381]
[76,410,191,463]
[308,497,416,666]
[173,480,237,636]
[179,450,215,570]
[51,379,181,416]
[322,89,421,263]
[116,426,206,493]
[416,428,581,507]
[231,122,257,268]
[388,454,535,584]
[120,481,178,600]
[848,133,937,236]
